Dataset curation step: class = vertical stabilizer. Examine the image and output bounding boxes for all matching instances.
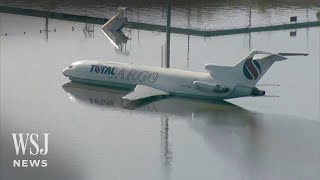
[205,50,306,87]
[233,50,287,86]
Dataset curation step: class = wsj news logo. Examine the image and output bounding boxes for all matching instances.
[12,133,49,168]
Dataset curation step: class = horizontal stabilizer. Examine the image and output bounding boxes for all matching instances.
[256,83,280,87]
[278,53,308,56]
[122,85,169,100]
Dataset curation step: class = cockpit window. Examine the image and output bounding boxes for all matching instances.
[68,65,73,69]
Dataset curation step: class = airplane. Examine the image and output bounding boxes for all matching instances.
[62,51,307,101]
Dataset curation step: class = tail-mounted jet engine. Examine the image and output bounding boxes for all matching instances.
[193,81,229,93]
[251,87,265,96]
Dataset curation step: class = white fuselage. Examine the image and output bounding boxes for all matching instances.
[63,60,254,100]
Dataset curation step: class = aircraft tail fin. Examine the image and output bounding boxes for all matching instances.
[205,50,308,87]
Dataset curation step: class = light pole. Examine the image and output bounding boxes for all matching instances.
[165,0,171,68]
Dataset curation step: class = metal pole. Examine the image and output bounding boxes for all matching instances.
[44,17,49,42]
[248,0,252,27]
[165,0,171,68]
[160,116,171,180]
[248,0,252,50]
[0,15,2,111]
[186,0,190,69]
[0,15,2,176]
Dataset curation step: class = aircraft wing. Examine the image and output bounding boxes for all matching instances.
[122,85,169,100]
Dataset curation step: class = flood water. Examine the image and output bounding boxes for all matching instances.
[1,0,320,29]
[1,4,320,180]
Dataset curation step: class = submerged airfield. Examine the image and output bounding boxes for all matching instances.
[1,1,320,179]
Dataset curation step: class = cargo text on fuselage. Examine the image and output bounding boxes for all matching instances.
[90,65,159,84]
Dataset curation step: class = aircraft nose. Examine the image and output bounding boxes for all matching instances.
[63,67,71,77]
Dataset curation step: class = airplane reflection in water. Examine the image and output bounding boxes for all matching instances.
[63,82,320,179]
[62,82,252,122]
